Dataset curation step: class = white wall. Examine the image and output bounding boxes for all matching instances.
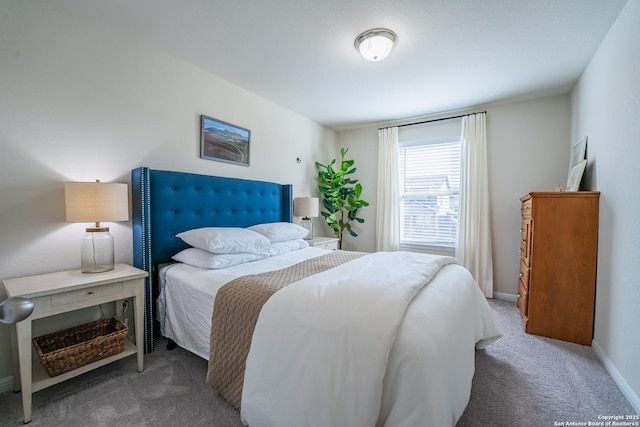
[486,97,571,298]
[571,0,640,411]
[331,128,379,252]
[337,95,571,298]
[0,1,336,385]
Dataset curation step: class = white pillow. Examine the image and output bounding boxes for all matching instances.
[175,227,271,254]
[247,222,309,242]
[172,248,269,269]
[268,239,309,256]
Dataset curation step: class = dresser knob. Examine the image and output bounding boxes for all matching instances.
[87,291,94,295]
[519,272,523,277]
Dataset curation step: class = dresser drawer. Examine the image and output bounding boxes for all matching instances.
[517,279,529,321]
[521,198,532,219]
[520,219,532,265]
[519,259,530,292]
[51,282,123,307]
[520,219,529,241]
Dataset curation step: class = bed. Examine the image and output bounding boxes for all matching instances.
[131,167,502,427]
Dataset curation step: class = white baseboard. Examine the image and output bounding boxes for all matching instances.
[493,292,517,302]
[0,375,13,394]
[592,339,640,415]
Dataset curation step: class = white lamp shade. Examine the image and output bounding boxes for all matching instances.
[293,197,319,218]
[65,182,129,223]
[355,28,397,62]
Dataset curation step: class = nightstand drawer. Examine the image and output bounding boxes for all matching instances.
[307,237,339,250]
[314,241,338,250]
[52,282,123,307]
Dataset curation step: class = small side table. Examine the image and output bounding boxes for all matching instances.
[307,236,339,250]
[2,264,148,423]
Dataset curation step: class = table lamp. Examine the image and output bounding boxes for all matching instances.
[293,197,319,240]
[65,180,129,273]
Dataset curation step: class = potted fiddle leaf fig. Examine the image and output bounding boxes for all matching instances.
[315,148,369,249]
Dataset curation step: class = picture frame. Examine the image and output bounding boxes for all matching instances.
[200,115,250,166]
[566,159,587,192]
[569,136,587,168]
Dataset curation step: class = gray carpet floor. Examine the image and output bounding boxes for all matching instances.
[0,299,636,426]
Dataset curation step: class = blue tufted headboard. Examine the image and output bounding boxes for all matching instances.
[131,167,293,352]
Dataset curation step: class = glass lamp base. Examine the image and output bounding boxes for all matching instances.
[300,219,313,240]
[82,264,115,274]
[81,228,115,273]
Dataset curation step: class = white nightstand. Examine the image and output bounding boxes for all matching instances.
[2,264,148,423]
[307,236,340,250]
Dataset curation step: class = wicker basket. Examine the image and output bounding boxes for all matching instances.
[33,317,128,377]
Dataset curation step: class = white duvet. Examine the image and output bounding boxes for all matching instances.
[159,249,502,426]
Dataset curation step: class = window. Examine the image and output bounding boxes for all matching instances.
[398,138,461,249]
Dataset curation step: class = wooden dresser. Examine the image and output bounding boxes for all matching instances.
[517,192,599,345]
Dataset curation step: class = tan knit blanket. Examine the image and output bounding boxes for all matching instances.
[205,250,365,409]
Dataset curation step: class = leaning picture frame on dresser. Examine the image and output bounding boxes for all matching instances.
[566,159,587,191]
[569,136,587,167]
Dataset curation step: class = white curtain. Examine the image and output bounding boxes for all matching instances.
[456,113,494,297]
[376,127,400,252]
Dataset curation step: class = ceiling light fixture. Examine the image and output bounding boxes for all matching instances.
[354,28,397,62]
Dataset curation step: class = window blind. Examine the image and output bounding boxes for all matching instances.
[398,139,461,247]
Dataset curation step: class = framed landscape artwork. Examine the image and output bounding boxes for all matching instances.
[200,115,251,166]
